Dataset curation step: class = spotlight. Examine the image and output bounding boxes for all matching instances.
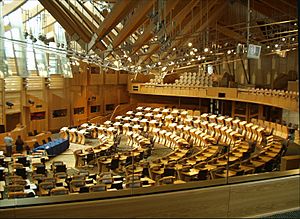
[24,32,29,39]
[204,48,209,52]
[6,101,14,108]
[188,42,192,47]
[38,34,46,41]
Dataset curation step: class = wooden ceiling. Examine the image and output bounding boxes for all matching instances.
[3,0,298,73]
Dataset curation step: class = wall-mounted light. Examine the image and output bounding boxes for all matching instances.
[6,101,14,108]
[28,99,35,105]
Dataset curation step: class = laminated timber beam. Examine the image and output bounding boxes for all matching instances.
[76,1,115,50]
[112,0,155,49]
[3,0,26,17]
[87,0,138,51]
[65,0,106,51]
[216,24,247,44]
[137,0,199,65]
[38,0,79,41]
[160,0,221,60]
[260,0,297,18]
[129,0,180,55]
[55,0,92,43]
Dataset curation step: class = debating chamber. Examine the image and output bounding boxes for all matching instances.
[0,0,299,218]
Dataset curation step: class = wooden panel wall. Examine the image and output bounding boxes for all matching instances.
[104,69,118,84]
[0,61,130,131]
[1,175,298,218]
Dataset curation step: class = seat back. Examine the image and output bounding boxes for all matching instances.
[197,169,209,180]
[89,184,107,192]
[7,184,24,192]
[50,187,69,196]
[126,180,142,188]
[8,191,27,199]
[158,176,175,185]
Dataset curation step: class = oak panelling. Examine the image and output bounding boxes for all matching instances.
[118,70,128,84]
[104,69,118,85]
[48,91,70,131]
[4,76,22,114]
[49,74,65,90]
[88,65,103,85]
[71,62,88,86]
[0,175,298,218]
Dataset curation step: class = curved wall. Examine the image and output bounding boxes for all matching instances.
[0,171,299,218]
[128,84,299,112]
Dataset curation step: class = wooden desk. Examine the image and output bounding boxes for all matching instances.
[238,165,255,174]
[249,160,265,168]
[181,168,199,177]
[259,156,273,163]
[127,166,143,174]
[203,164,217,171]
[215,170,236,178]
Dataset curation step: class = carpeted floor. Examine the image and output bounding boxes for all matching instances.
[45,132,300,174]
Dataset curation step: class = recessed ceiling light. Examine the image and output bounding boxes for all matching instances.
[204,48,209,52]
[188,42,192,47]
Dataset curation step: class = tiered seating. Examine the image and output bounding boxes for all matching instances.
[248,88,299,99]
[145,74,164,86]
[1,105,292,200]
[161,72,212,88]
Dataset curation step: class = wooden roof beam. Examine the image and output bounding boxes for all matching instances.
[250,1,282,21]
[112,0,155,49]
[56,0,92,40]
[87,0,138,51]
[216,24,247,44]
[279,0,297,10]
[3,0,26,17]
[260,0,297,18]
[166,0,227,60]
[38,0,76,40]
[76,1,117,49]
[161,0,218,59]
[129,0,181,55]
[22,4,45,23]
[66,0,107,50]
[137,0,199,65]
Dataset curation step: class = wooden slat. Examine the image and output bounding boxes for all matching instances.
[162,0,225,60]
[112,0,155,48]
[65,0,107,50]
[87,0,138,51]
[130,0,181,55]
[2,0,26,17]
[216,24,247,44]
[260,0,297,18]
[137,0,199,65]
